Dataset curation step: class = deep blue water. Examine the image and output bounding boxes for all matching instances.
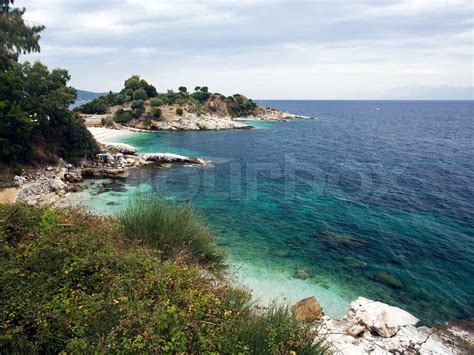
[74,100,474,324]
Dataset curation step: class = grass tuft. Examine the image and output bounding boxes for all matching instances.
[117,196,224,267]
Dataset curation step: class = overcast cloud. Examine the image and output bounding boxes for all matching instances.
[20,0,474,99]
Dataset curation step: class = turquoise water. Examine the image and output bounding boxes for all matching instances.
[71,101,474,324]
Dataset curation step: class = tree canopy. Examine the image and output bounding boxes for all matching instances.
[0,5,44,70]
[0,3,98,165]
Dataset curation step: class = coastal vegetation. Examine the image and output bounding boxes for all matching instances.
[0,202,327,353]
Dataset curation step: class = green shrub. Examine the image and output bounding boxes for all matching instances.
[176,107,184,116]
[132,88,147,100]
[151,107,161,118]
[13,163,24,176]
[131,99,144,110]
[149,97,163,107]
[117,197,222,266]
[113,108,133,124]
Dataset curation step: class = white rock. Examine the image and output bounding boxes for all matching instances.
[103,143,138,155]
[13,175,27,186]
[420,333,458,354]
[142,153,203,164]
[349,297,419,337]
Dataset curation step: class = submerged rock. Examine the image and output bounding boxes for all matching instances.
[320,231,366,248]
[292,267,313,280]
[372,271,404,289]
[342,257,368,269]
[292,296,324,322]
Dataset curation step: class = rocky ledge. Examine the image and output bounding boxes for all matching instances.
[130,114,254,131]
[11,143,204,206]
[293,296,473,354]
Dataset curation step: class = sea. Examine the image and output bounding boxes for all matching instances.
[69,100,474,325]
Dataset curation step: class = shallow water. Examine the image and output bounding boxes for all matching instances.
[72,100,474,324]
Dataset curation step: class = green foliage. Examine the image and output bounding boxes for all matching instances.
[59,114,100,165]
[223,304,328,354]
[117,197,222,266]
[225,94,258,117]
[77,75,157,114]
[124,75,141,90]
[132,88,147,100]
[149,97,163,107]
[176,107,184,116]
[190,90,211,104]
[151,107,161,118]
[113,108,133,124]
[0,60,97,164]
[200,86,209,93]
[0,203,327,354]
[39,209,58,238]
[143,83,158,98]
[178,86,187,94]
[13,163,24,176]
[194,86,201,92]
[131,99,144,110]
[0,6,45,69]
[130,99,145,118]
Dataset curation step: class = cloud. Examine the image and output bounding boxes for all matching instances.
[19,0,474,98]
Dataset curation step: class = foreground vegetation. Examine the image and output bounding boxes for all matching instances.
[0,201,327,353]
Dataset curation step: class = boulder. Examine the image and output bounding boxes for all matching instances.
[64,184,82,193]
[292,296,324,322]
[349,297,419,337]
[63,171,83,183]
[13,175,27,187]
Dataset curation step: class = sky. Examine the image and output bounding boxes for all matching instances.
[21,0,474,99]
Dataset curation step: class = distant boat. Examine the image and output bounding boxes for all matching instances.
[376,107,381,111]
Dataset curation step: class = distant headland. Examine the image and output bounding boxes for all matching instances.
[75,75,310,131]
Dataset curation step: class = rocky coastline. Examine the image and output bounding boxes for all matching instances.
[82,105,312,132]
[5,141,204,206]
